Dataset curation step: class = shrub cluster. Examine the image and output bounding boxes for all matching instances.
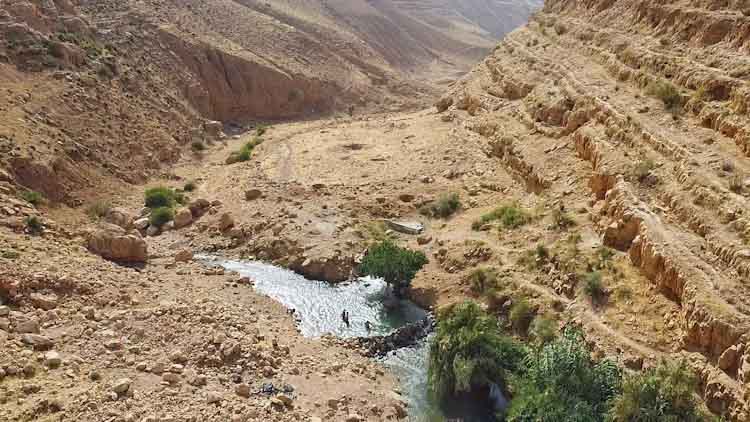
[646,80,683,110]
[226,137,264,164]
[20,190,44,206]
[472,204,529,231]
[419,193,460,219]
[427,301,711,421]
[467,267,499,295]
[86,200,112,220]
[143,186,187,228]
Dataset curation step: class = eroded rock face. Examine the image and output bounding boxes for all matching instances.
[87,223,148,263]
[291,255,355,283]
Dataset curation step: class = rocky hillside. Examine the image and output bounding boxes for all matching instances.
[0,0,540,207]
[433,0,750,419]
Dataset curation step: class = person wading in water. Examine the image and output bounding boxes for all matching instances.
[341,310,350,327]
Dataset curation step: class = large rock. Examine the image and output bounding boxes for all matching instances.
[87,223,148,263]
[105,207,133,229]
[189,198,211,218]
[203,121,226,141]
[173,207,193,229]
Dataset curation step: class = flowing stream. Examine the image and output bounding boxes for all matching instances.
[203,257,495,421]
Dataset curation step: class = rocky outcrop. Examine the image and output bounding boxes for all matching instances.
[87,223,148,263]
[346,315,436,357]
[290,255,356,284]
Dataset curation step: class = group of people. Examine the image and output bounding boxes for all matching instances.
[341,309,372,333]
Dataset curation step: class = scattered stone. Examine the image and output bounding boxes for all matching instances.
[276,393,293,407]
[44,351,62,368]
[29,293,58,310]
[244,189,262,201]
[15,317,40,334]
[218,212,234,231]
[112,378,131,395]
[134,217,150,230]
[345,413,363,422]
[235,383,251,398]
[417,236,432,245]
[206,391,222,404]
[162,372,180,384]
[21,334,53,349]
[146,225,160,237]
[174,249,193,263]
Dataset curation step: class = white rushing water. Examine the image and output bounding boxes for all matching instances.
[201,256,494,421]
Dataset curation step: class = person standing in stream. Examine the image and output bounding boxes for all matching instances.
[341,309,350,327]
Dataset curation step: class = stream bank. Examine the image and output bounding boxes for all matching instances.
[202,256,498,421]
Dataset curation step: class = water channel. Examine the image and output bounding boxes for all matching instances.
[202,256,495,421]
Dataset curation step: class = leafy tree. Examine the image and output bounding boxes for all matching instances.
[428,301,526,401]
[359,240,427,294]
[507,328,621,422]
[608,360,706,422]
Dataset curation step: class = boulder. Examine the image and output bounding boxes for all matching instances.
[105,207,133,229]
[134,218,149,230]
[189,199,211,218]
[87,223,148,262]
[29,293,58,310]
[21,333,53,349]
[112,378,131,395]
[174,250,193,263]
[146,225,160,237]
[173,207,193,229]
[44,351,62,368]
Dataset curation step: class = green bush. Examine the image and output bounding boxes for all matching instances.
[467,267,499,295]
[420,193,460,219]
[428,301,526,400]
[25,215,43,235]
[86,200,112,220]
[507,328,621,422]
[226,138,263,164]
[647,80,683,110]
[183,181,197,192]
[149,207,174,228]
[191,141,206,152]
[552,208,575,230]
[1,249,20,259]
[472,204,529,231]
[144,186,177,208]
[518,244,550,270]
[530,316,558,345]
[608,360,706,422]
[256,124,268,136]
[360,240,427,293]
[509,298,535,335]
[634,159,656,183]
[20,190,44,206]
[584,271,606,304]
